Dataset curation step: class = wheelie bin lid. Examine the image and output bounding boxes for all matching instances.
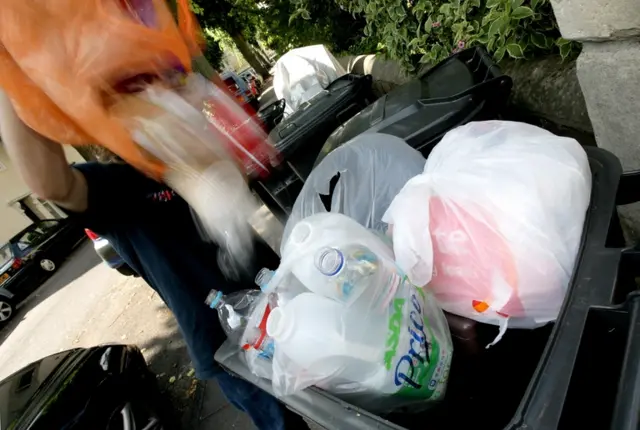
[268,74,372,158]
[216,145,640,429]
[314,47,512,167]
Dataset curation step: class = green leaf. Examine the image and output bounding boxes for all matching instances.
[301,10,311,20]
[452,22,465,33]
[560,43,571,60]
[488,16,508,36]
[494,46,507,62]
[476,34,490,44]
[396,5,407,19]
[556,37,571,46]
[425,16,433,33]
[506,43,525,58]
[511,0,524,8]
[439,4,452,16]
[486,0,501,8]
[420,53,431,64]
[531,0,541,9]
[468,0,481,8]
[482,11,499,26]
[530,32,546,48]
[512,6,534,19]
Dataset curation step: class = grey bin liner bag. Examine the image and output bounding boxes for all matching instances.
[282,133,426,252]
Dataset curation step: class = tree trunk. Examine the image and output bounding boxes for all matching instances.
[231,32,270,78]
[253,46,272,69]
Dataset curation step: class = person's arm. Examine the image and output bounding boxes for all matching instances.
[0,91,88,212]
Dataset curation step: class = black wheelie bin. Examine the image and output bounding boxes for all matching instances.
[315,46,513,166]
[217,145,640,430]
[252,73,374,222]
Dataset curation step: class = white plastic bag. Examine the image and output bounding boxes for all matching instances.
[266,213,453,412]
[273,45,346,114]
[282,133,426,250]
[383,121,592,335]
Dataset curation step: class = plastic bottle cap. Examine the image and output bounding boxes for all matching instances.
[206,290,223,309]
[266,307,292,341]
[290,222,312,245]
[255,268,274,290]
[315,247,344,276]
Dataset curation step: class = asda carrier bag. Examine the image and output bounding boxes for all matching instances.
[265,213,453,413]
[383,121,592,340]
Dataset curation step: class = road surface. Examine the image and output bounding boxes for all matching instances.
[0,241,254,429]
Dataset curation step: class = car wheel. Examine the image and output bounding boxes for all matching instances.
[0,298,14,324]
[39,258,56,272]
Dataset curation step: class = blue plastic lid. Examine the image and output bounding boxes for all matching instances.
[315,247,344,276]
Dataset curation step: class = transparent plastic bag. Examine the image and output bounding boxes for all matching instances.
[112,79,260,271]
[282,133,426,250]
[272,45,346,115]
[265,213,453,413]
[383,121,592,336]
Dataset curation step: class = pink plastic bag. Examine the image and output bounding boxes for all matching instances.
[383,121,592,339]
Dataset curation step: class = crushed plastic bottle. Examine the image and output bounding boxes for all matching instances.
[205,289,262,337]
[205,288,274,359]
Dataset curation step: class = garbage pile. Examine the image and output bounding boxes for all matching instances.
[211,121,593,413]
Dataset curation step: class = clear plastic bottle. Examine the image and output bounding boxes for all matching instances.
[205,289,262,338]
[205,288,275,359]
[313,244,400,309]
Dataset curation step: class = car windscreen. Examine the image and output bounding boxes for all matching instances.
[12,222,58,256]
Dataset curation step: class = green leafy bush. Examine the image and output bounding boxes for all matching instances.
[291,0,578,71]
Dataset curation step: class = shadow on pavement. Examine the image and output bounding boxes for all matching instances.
[138,304,253,430]
[0,241,100,346]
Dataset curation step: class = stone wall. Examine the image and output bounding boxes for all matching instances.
[550,0,640,241]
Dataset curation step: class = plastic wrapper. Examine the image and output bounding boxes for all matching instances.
[112,76,263,271]
[0,0,200,178]
[282,133,426,251]
[273,45,346,115]
[383,121,592,340]
[265,213,453,413]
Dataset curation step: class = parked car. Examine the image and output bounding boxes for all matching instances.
[0,345,174,429]
[221,71,260,113]
[85,229,138,277]
[0,219,86,324]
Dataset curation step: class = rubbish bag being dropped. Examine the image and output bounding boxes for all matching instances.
[266,213,452,413]
[0,0,271,273]
[273,45,346,115]
[0,0,200,179]
[111,75,262,272]
[282,134,426,251]
[383,121,592,336]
